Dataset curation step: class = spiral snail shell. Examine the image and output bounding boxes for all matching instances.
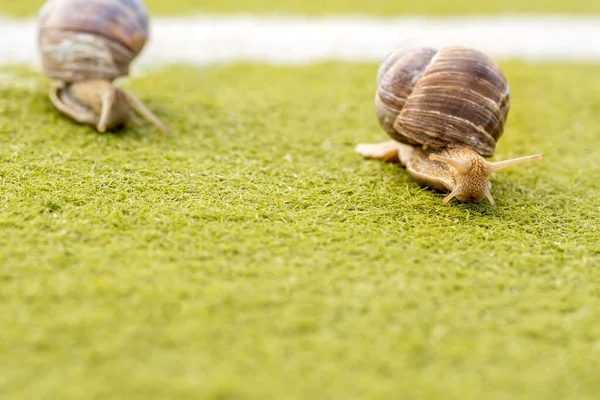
[37,0,168,134]
[356,46,543,205]
[38,0,149,83]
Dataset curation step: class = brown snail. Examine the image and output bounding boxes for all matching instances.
[356,46,543,205]
[37,0,169,134]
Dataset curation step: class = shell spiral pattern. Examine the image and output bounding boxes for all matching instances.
[38,0,150,82]
[375,46,510,157]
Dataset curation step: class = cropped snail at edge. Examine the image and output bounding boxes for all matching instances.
[356,46,544,205]
[37,0,169,134]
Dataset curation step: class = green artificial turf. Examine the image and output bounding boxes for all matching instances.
[0,61,599,399]
[2,0,600,18]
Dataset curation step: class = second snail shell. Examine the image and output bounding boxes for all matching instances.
[38,0,150,83]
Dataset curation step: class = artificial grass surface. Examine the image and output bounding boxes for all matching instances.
[0,61,599,399]
[2,0,600,17]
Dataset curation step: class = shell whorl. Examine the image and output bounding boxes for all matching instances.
[38,0,150,83]
[375,46,510,157]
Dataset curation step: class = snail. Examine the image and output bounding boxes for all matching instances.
[37,0,169,134]
[355,46,544,205]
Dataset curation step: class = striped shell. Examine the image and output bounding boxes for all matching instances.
[38,0,150,83]
[375,46,510,157]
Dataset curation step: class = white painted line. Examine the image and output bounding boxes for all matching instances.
[1,14,600,71]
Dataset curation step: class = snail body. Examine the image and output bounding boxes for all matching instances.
[37,0,168,134]
[356,46,543,205]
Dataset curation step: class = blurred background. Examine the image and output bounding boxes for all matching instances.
[1,0,599,68]
[1,0,599,16]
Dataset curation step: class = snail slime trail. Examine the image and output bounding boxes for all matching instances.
[356,46,544,205]
[37,0,169,135]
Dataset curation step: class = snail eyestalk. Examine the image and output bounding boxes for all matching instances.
[97,89,116,133]
[124,91,170,135]
[429,153,469,174]
[486,154,545,173]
